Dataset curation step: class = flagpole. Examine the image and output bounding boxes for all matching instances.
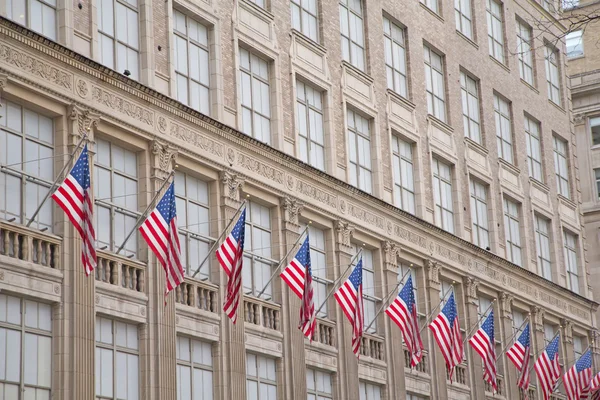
[463,299,497,346]
[552,344,593,394]
[115,170,175,255]
[525,327,562,383]
[500,315,530,355]
[419,283,455,335]
[363,267,412,333]
[26,134,88,227]
[190,200,246,279]
[256,225,309,298]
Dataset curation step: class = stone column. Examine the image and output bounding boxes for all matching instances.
[531,305,545,400]
[463,276,485,399]
[499,292,518,398]
[561,319,575,377]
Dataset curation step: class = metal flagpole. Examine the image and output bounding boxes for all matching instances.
[500,315,530,355]
[26,134,88,227]
[256,226,309,298]
[363,267,412,333]
[190,200,246,279]
[115,170,175,255]
[463,299,497,346]
[419,283,455,335]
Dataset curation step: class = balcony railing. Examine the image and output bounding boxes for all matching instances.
[95,250,145,293]
[0,220,60,268]
[244,296,281,331]
[404,348,429,374]
[360,334,385,361]
[448,363,468,385]
[520,386,536,400]
[175,279,218,313]
[484,375,504,396]
[312,318,335,346]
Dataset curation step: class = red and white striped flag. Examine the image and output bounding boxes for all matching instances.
[589,372,600,400]
[563,349,593,400]
[506,323,532,396]
[534,335,561,400]
[52,144,97,275]
[469,310,497,391]
[429,292,464,381]
[334,258,364,357]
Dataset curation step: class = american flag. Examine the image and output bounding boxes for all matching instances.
[52,145,97,276]
[139,183,184,296]
[280,236,315,339]
[385,275,423,367]
[534,335,561,400]
[469,310,497,391]
[589,372,600,400]
[216,209,246,323]
[334,258,364,357]
[506,323,532,396]
[564,349,593,400]
[429,292,464,381]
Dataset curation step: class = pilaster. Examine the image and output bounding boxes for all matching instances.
[499,292,518,398]
[530,304,546,400]
[561,318,575,371]
[463,276,484,399]
[424,259,447,400]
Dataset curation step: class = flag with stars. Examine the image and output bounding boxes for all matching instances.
[52,144,97,276]
[564,349,593,400]
[334,258,364,357]
[469,309,497,391]
[589,372,600,400]
[534,335,561,400]
[506,323,532,396]
[429,291,464,381]
[385,275,424,367]
[139,182,184,296]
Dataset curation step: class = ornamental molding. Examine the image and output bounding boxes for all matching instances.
[334,220,354,249]
[68,103,100,139]
[499,292,514,319]
[280,196,304,226]
[463,276,479,304]
[561,319,573,344]
[220,170,245,202]
[382,240,401,268]
[151,140,178,176]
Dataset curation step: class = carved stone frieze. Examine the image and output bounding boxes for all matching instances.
[382,240,400,270]
[0,43,72,89]
[334,220,354,251]
[238,153,284,185]
[561,319,573,344]
[151,140,178,178]
[426,259,440,286]
[531,305,545,332]
[463,276,480,304]
[280,196,304,227]
[68,104,100,142]
[573,113,586,125]
[220,170,245,203]
[169,122,223,157]
[499,292,514,319]
[92,86,153,126]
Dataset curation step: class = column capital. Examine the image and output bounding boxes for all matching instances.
[381,240,400,271]
[463,276,479,305]
[334,220,354,253]
[280,196,304,231]
[561,319,573,344]
[426,259,441,288]
[151,140,178,180]
[531,305,545,332]
[220,170,245,206]
[499,292,514,319]
[68,103,100,144]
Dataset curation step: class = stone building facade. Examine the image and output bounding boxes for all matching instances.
[0,0,596,398]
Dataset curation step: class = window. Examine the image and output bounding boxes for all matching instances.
[176,336,213,400]
[0,295,52,399]
[296,81,325,171]
[95,317,139,400]
[591,117,600,146]
[562,0,579,9]
[486,0,505,63]
[478,297,493,319]
[420,0,439,14]
[306,225,331,318]
[516,21,534,85]
[6,0,56,40]
[353,247,378,334]
[455,0,473,38]
[391,136,415,214]
[424,45,446,122]
[543,323,556,345]
[383,17,408,98]
[573,336,583,360]
[243,201,275,299]
[347,109,372,194]
[97,0,140,80]
[512,309,525,334]
[359,381,382,400]
[174,172,213,279]
[461,72,481,143]
[440,281,453,305]
[595,169,600,200]
[406,395,426,400]
[339,0,365,71]
[534,215,552,280]
[249,0,265,8]
[399,264,417,307]
[545,46,561,105]
[0,100,54,231]
[173,11,210,115]
[563,231,580,294]
[432,158,454,234]
[566,30,584,58]
[542,0,552,11]
[470,180,489,249]
[246,354,277,400]
[503,198,522,266]
[494,94,513,164]
[306,369,333,400]
[291,0,318,42]
[553,136,570,198]
[240,48,271,144]
[94,139,139,257]
[525,116,543,182]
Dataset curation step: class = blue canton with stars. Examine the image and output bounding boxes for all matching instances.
[348,258,363,290]
[71,145,91,190]
[156,183,177,223]
[230,208,247,245]
[518,324,531,348]
[295,235,312,276]
[481,310,495,342]
[546,335,560,360]
[399,275,416,310]
[442,292,458,325]
[576,350,593,372]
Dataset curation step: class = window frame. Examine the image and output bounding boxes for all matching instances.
[455,0,473,39]
[306,368,333,400]
[246,353,278,400]
[470,179,490,250]
[503,198,522,267]
[460,72,481,144]
[494,94,513,164]
[346,108,373,194]
[525,116,543,182]
[420,0,439,14]
[6,0,57,40]
[486,0,505,64]
[359,380,382,400]
[565,30,584,58]
[352,246,380,334]
[595,168,600,201]
[383,17,408,98]
[175,336,214,400]
[239,47,272,145]
[534,214,552,281]
[339,0,366,71]
[563,230,580,294]
[544,45,562,106]
[424,45,447,122]
[290,0,319,42]
[591,117,600,147]
[553,136,570,199]
[516,20,534,85]
[432,158,454,234]
[305,224,332,318]
[296,80,325,171]
[391,135,415,214]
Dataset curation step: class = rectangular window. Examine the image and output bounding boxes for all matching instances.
[562,0,579,9]
[347,109,372,194]
[534,215,552,280]
[173,11,210,115]
[512,310,525,333]
[291,0,318,42]
[503,198,522,267]
[174,171,213,279]
[461,72,481,143]
[306,369,333,400]
[97,0,140,80]
[516,21,534,85]
[470,180,489,249]
[399,264,417,306]
[383,17,408,98]
[94,139,139,257]
[432,158,454,234]
[543,323,556,345]
[353,247,378,334]
[391,136,415,214]
[563,231,580,294]
[246,354,277,400]
[525,116,543,182]
[296,81,325,171]
[424,45,446,122]
[545,46,561,105]
[176,336,213,400]
[542,0,552,11]
[595,169,600,200]
[487,0,505,63]
[440,281,453,305]
[359,381,382,400]
[243,201,275,299]
[249,0,265,8]
[6,0,56,40]
[0,295,52,399]
[573,336,583,359]
[240,48,271,144]
[306,225,331,318]
[406,395,426,400]
[566,30,584,58]
[339,0,365,71]
[591,117,600,146]
[0,100,54,231]
[420,0,439,14]
[455,0,473,38]
[553,136,570,198]
[95,317,139,400]
[494,94,513,164]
